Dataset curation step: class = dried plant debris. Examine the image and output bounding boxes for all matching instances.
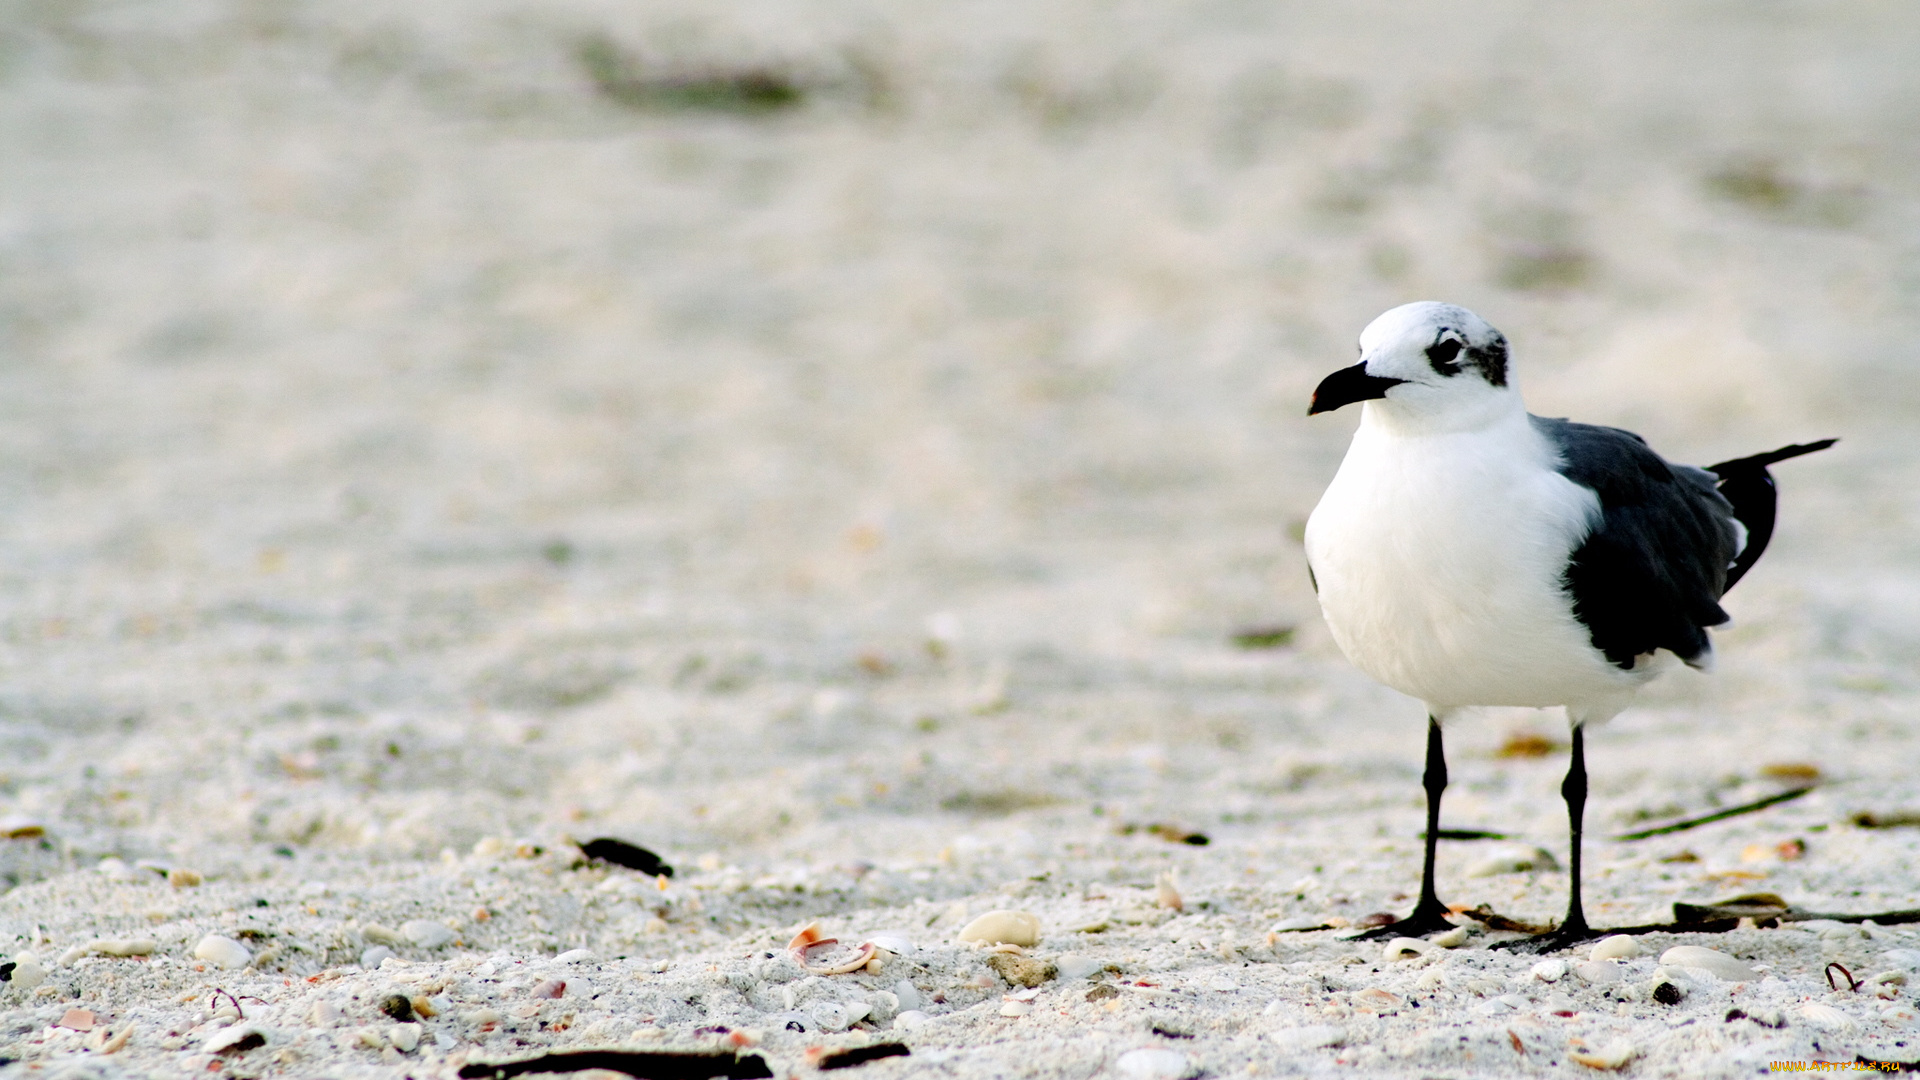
[1760,762,1823,782]
[1704,159,1869,227]
[459,1050,774,1080]
[1672,892,1791,924]
[578,36,803,116]
[1613,786,1813,840]
[817,1043,911,1070]
[1496,732,1560,758]
[1852,810,1920,829]
[1116,822,1210,845]
[1494,243,1594,292]
[1454,906,1555,935]
[579,837,675,877]
[1430,828,1512,841]
[1230,625,1295,649]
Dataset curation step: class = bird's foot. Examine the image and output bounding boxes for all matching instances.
[1351,902,1461,941]
[1490,921,1598,954]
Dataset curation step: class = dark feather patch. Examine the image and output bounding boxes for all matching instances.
[1467,335,1508,386]
[1532,417,1738,669]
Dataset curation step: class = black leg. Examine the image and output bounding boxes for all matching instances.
[1357,717,1459,939]
[1495,724,1599,953]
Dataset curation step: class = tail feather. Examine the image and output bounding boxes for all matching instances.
[1706,438,1839,476]
[1707,438,1837,591]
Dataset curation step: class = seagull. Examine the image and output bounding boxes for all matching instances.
[1303,301,1834,951]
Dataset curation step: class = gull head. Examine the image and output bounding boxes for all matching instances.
[1309,302,1516,425]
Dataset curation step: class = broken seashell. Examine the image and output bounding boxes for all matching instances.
[1155,872,1183,911]
[1574,960,1623,985]
[786,920,878,974]
[58,938,158,965]
[192,935,251,970]
[957,910,1042,948]
[1589,935,1641,962]
[1568,1041,1637,1070]
[1797,1002,1858,1030]
[1382,938,1432,962]
[1352,988,1403,1012]
[1659,946,1757,982]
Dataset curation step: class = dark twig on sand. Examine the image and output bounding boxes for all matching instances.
[458,1050,772,1080]
[1613,787,1813,840]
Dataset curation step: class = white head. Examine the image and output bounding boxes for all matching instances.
[1310,302,1519,432]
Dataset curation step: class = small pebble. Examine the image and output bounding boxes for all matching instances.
[1651,981,1685,1005]
[360,946,395,969]
[1589,935,1642,962]
[957,910,1042,948]
[893,1010,931,1031]
[192,935,252,970]
[360,924,403,946]
[9,954,47,988]
[1056,954,1105,980]
[986,953,1057,988]
[387,1024,420,1052]
[402,921,455,949]
[1659,946,1757,982]
[378,994,414,1021]
[1115,1047,1193,1080]
[57,1008,96,1031]
[893,980,922,1011]
[1531,959,1567,983]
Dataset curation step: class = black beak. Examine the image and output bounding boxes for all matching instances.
[1308,362,1405,416]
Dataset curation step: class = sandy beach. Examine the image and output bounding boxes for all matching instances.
[2,2,1920,1076]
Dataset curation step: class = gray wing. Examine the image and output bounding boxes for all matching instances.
[1531,416,1740,670]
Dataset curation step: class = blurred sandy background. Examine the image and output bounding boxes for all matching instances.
[1,0,1917,927]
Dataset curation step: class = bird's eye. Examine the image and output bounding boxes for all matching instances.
[1426,337,1463,375]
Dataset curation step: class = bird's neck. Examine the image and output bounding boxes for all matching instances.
[1359,389,1527,438]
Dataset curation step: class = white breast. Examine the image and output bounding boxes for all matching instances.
[1304,409,1652,716]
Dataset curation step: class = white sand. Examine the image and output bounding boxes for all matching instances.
[2,1,1919,1076]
